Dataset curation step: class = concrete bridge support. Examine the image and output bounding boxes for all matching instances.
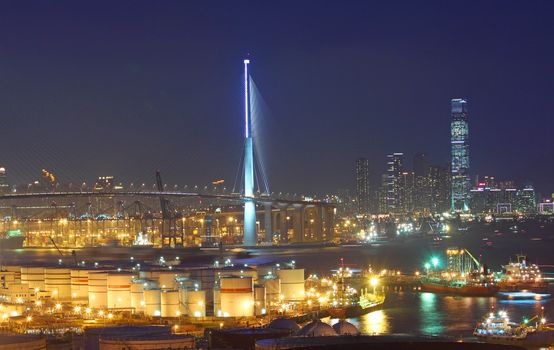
[292,204,305,243]
[264,202,273,243]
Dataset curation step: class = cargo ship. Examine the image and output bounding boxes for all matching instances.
[420,277,499,296]
[419,248,499,297]
[473,309,554,347]
[0,229,25,249]
[497,255,549,294]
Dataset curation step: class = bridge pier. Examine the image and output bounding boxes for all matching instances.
[263,202,273,244]
[276,204,289,243]
[292,204,305,243]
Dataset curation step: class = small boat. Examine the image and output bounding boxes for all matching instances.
[327,292,385,319]
[326,261,385,319]
[473,309,554,347]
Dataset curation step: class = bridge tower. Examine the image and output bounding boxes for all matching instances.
[243,59,256,246]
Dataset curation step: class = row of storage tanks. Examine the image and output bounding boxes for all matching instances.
[7,265,306,318]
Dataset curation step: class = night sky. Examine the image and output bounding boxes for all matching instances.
[0,1,553,196]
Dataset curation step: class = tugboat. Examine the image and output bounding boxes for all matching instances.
[473,308,554,348]
[420,248,499,297]
[497,255,549,294]
[327,261,385,319]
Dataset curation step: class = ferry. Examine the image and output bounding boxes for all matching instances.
[497,255,549,294]
[473,309,554,348]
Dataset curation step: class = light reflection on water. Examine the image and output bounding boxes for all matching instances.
[338,290,553,339]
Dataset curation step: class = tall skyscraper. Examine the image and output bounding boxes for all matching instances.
[355,158,370,215]
[413,152,428,178]
[450,98,470,212]
[386,153,404,213]
[0,166,8,193]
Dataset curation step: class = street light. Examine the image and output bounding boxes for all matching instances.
[432,257,439,269]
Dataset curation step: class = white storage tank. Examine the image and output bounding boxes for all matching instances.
[277,269,304,301]
[264,278,281,303]
[220,276,254,317]
[254,284,266,315]
[84,325,170,350]
[89,271,108,308]
[186,290,206,317]
[21,267,45,291]
[44,267,71,301]
[107,273,132,309]
[144,288,161,317]
[160,289,180,318]
[213,289,221,317]
[158,271,179,290]
[3,266,22,284]
[131,279,146,313]
[70,269,90,302]
[99,334,195,350]
[178,288,187,316]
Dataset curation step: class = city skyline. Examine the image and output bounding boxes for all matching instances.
[0,1,552,196]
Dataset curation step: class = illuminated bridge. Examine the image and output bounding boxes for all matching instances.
[0,189,335,248]
[0,59,336,248]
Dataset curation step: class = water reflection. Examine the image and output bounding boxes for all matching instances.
[419,292,444,335]
[344,291,553,339]
[350,310,390,335]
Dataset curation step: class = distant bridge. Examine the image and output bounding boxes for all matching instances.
[0,191,334,208]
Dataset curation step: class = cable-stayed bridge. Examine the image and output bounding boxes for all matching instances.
[0,60,336,248]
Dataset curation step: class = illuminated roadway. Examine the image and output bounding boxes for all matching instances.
[0,191,334,208]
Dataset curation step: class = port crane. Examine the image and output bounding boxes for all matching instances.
[156,171,183,247]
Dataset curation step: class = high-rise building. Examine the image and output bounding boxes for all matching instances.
[378,174,388,214]
[386,153,404,213]
[450,98,470,212]
[413,152,428,178]
[355,158,370,215]
[399,171,415,213]
[413,152,429,213]
[0,166,9,193]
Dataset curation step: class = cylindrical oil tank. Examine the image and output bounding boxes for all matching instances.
[186,290,206,317]
[139,270,159,281]
[107,273,132,309]
[158,271,179,290]
[21,267,45,291]
[160,290,180,318]
[220,276,254,317]
[213,289,221,317]
[84,325,170,350]
[144,288,161,317]
[99,334,195,350]
[70,269,90,302]
[89,272,108,308]
[277,269,304,301]
[175,276,198,290]
[131,279,146,313]
[0,335,47,350]
[178,288,187,316]
[254,284,266,315]
[263,278,281,303]
[3,266,21,284]
[44,267,71,301]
